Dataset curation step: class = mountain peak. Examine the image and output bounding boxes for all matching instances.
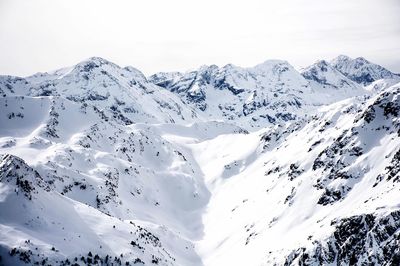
[253,59,289,68]
[222,63,240,70]
[84,56,114,65]
[0,153,26,170]
[301,59,364,95]
[330,55,400,85]
[197,64,219,73]
[301,60,332,74]
[351,57,371,68]
[354,56,369,63]
[331,54,352,63]
[251,59,294,76]
[314,60,330,70]
[74,56,120,73]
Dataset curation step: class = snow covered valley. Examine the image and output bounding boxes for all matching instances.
[1,56,400,265]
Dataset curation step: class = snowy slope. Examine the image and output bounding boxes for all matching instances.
[1,56,399,266]
[0,154,197,266]
[0,94,226,265]
[150,60,368,130]
[187,83,400,265]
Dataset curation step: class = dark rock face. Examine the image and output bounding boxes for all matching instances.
[357,87,400,124]
[317,186,351,206]
[351,73,375,84]
[311,129,357,204]
[187,88,206,104]
[284,211,400,266]
[214,75,244,95]
[385,149,400,182]
[311,85,400,206]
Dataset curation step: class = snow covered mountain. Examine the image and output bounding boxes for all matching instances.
[150,60,368,130]
[0,57,198,125]
[300,60,362,93]
[0,56,399,265]
[330,55,400,86]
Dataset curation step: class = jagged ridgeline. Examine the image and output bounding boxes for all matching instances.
[0,56,399,265]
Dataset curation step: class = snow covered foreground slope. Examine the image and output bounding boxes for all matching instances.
[0,95,218,265]
[192,83,400,265]
[0,56,400,265]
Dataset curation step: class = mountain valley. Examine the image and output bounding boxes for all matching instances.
[0,55,399,266]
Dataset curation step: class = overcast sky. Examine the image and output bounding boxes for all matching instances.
[0,0,399,76]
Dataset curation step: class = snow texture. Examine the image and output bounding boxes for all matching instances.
[0,55,399,265]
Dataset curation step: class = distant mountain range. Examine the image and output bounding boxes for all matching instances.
[0,55,399,266]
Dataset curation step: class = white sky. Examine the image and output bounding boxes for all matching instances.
[0,0,399,76]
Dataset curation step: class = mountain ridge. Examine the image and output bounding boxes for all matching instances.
[0,55,399,265]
